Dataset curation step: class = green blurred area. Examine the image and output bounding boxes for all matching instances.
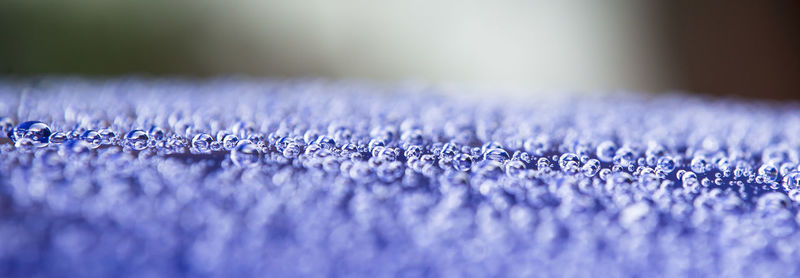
[0,2,214,75]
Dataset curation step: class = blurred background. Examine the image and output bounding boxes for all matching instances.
[0,1,798,99]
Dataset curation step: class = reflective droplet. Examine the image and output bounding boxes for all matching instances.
[690,156,708,174]
[0,117,13,135]
[125,130,149,151]
[148,126,166,141]
[48,132,68,144]
[596,141,617,162]
[192,133,214,152]
[483,148,509,162]
[512,151,531,164]
[758,163,779,182]
[657,156,676,173]
[505,160,526,178]
[453,153,473,172]
[582,159,601,177]
[81,130,102,148]
[222,134,239,150]
[377,161,404,182]
[10,121,52,147]
[783,171,800,191]
[599,168,612,180]
[404,145,422,159]
[282,142,301,158]
[682,171,699,190]
[231,140,260,167]
[315,136,336,151]
[210,141,222,151]
[481,141,503,154]
[98,128,117,145]
[559,153,581,174]
[377,147,398,162]
[613,147,635,167]
[303,129,321,145]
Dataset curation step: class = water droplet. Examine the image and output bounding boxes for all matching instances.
[231,140,260,167]
[416,154,436,171]
[440,143,458,160]
[404,145,422,159]
[148,126,165,141]
[222,134,239,150]
[191,133,214,152]
[582,159,601,177]
[377,161,404,182]
[782,171,800,191]
[98,128,117,145]
[303,129,321,145]
[48,132,68,144]
[523,136,549,156]
[401,129,425,145]
[453,153,473,172]
[682,171,699,191]
[0,117,13,135]
[537,157,551,172]
[596,141,617,162]
[10,121,51,148]
[124,130,149,151]
[378,147,399,162]
[368,138,386,152]
[512,151,531,163]
[657,156,676,173]
[599,168,612,180]
[613,147,635,167]
[481,141,503,154]
[559,153,580,174]
[315,136,336,151]
[690,156,708,174]
[758,163,779,182]
[483,148,509,162]
[505,160,526,178]
[81,130,102,148]
[282,141,301,158]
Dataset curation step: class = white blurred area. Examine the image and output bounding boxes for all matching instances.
[1,1,679,96]
[206,1,675,95]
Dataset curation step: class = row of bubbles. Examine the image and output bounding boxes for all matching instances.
[2,79,800,277]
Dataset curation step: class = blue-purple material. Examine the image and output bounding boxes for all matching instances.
[0,78,799,277]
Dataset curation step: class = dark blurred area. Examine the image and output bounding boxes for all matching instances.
[663,1,800,100]
[0,1,798,99]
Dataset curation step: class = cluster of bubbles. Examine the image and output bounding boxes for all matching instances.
[2,78,800,277]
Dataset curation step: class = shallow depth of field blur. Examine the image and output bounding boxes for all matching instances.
[0,1,798,99]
